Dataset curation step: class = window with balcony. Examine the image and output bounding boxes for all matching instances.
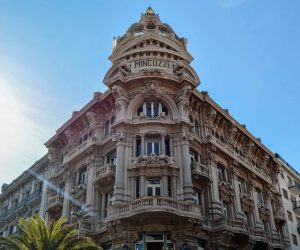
[292,234,298,245]
[165,137,171,156]
[257,189,264,204]
[222,201,230,218]
[243,211,252,227]
[193,189,202,206]
[283,189,289,200]
[217,165,227,182]
[78,167,87,185]
[136,138,141,157]
[147,179,161,196]
[104,116,115,138]
[137,101,168,118]
[136,177,140,198]
[238,178,248,194]
[106,191,114,207]
[287,210,293,222]
[146,142,160,156]
[263,221,271,236]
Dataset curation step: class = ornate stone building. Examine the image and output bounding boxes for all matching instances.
[0,7,295,250]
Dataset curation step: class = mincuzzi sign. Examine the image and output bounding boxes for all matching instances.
[130,58,173,73]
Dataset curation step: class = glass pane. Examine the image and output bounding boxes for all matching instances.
[155,187,160,196]
[146,234,163,241]
[147,143,152,156]
[154,142,159,155]
[147,187,153,196]
[167,243,174,250]
[136,139,141,157]
[146,103,152,117]
[153,102,159,117]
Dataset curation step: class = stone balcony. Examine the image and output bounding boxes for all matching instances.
[273,207,286,225]
[191,162,211,183]
[62,136,97,165]
[0,191,41,221]
[47,195,63,213]
[288,181,300,195]
[293,200,300,215]
[93,164,115,186]
[106,196,203,222]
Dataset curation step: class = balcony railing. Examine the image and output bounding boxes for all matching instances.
[47,195,64,212]
[106,196,203,221]
[191,162,211,182]
[0,191,41,221]
[293,200,300,214]
[288,181,300,195]
[94,164,115,184]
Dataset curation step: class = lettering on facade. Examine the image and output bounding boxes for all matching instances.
[132,59,172,69]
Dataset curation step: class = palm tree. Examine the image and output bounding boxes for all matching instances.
[0,214,101,250]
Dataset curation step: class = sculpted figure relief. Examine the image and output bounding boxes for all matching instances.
[173,60,185,76]
[112,85,128,101]
[86,111,97,126]
[64,127,77,145]
[119,61,131,76]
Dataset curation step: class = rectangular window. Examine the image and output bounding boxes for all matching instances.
[136,139,141,157]
[147,179,161,196]
[193,190,202,205]
[287,211,293,222]
[257,190,264,204]
[78,168,87,185]
[283,189,289,200]
[168,177,172,197]
[292,234,298,245]
[263,221,270,236]
[222,201,229,218]
[239,179,248,194]
[217,166,226,182]
[136,177,140,198]
[244,211,251,227]
[146,142,160,156]
[165,138,170,156]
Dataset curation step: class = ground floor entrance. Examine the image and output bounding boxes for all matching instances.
[146,242,163,250]
[135,233,174,250]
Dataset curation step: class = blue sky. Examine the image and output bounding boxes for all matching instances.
[0,0,299,186]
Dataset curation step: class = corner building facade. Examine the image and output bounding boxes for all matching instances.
[1,8,292,250]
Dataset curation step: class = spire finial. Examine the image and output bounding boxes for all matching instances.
[145,6,155,16]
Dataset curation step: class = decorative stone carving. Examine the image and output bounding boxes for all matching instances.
[258,203,270,221]
[48,147,59,162]
[219,181,234,202]
[119,61,131,76]
[240,193,254,212]
[112,85,128,101]
[173,60,185,76]
[86,111,97,127]
[228,126,238,144]
[64,127,77,144]
[261,153,270,168]
[207,108,217,125]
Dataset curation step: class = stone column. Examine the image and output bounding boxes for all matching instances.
[140,175,145,197]
[114,134,125,203]
[267,195,280,240]
[39,181,48,218]
[252,188,263,231]
[232,169,244,220]
[161,133,165,155]
[62,178,71,218]
[85,164,99,217]
[162,175,168,197]
[181,134,194,202]
[209,161,222,217]
[141,134,145,155]
[101,194,106,219]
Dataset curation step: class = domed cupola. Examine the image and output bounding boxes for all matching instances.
[103,7,200,87]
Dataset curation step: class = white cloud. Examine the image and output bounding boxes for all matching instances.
[0,78,51,187]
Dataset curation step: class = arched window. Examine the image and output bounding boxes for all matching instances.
[137,101,168,118]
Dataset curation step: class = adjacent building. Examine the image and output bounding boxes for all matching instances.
[0,7,297,250]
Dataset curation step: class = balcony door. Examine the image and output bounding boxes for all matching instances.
[147,179,161,196]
